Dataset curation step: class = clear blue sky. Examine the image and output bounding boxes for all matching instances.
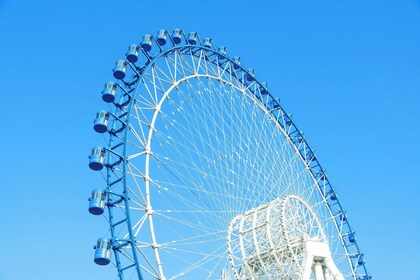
[0,0,419,279]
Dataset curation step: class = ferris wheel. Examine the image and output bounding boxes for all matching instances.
[87,29,371,280]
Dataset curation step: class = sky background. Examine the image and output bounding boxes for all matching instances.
[0,0,419,279]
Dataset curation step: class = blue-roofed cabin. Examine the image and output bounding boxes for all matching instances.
[232,57,241,70]
[318,171,326,181]
[102,82,117,103]
[245,69,255,82]
[307,152,316,162]
[295,134,304,144]
[260,83,268,96]
[272,102,280,110]
[126,45,139,63]
[89,189,106,215]
[140,34,152,52]
[357,256,365,266]
[93,111,109,133]
[218,46,227,60]
[113,60,126,80]
[187,32,197,45]
[329,191,337,201]
[89,146,105,171]
[203,37,213,48]
[172,29,182,44]
[157,30,167,46]
[94,238,112,265]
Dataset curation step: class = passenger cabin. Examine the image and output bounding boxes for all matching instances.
[94,238,112,265]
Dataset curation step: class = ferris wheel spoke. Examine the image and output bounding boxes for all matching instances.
[131,213,148,237]
[171,49,197,83]
[163,242,229,280]
[189,49,206,74]
[151,177,248,212]
[152,108,246,198]
[126,163,147,203]
[157,229,226,247]
[127,122,147,148]
[189,79,270,207]
[133,247,161,279]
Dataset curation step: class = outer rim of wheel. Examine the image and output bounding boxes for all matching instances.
[91,29,371,280]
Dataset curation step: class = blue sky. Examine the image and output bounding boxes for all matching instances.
[0,0,419,279]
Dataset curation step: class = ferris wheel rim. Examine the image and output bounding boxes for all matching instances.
[90,28,370,280]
